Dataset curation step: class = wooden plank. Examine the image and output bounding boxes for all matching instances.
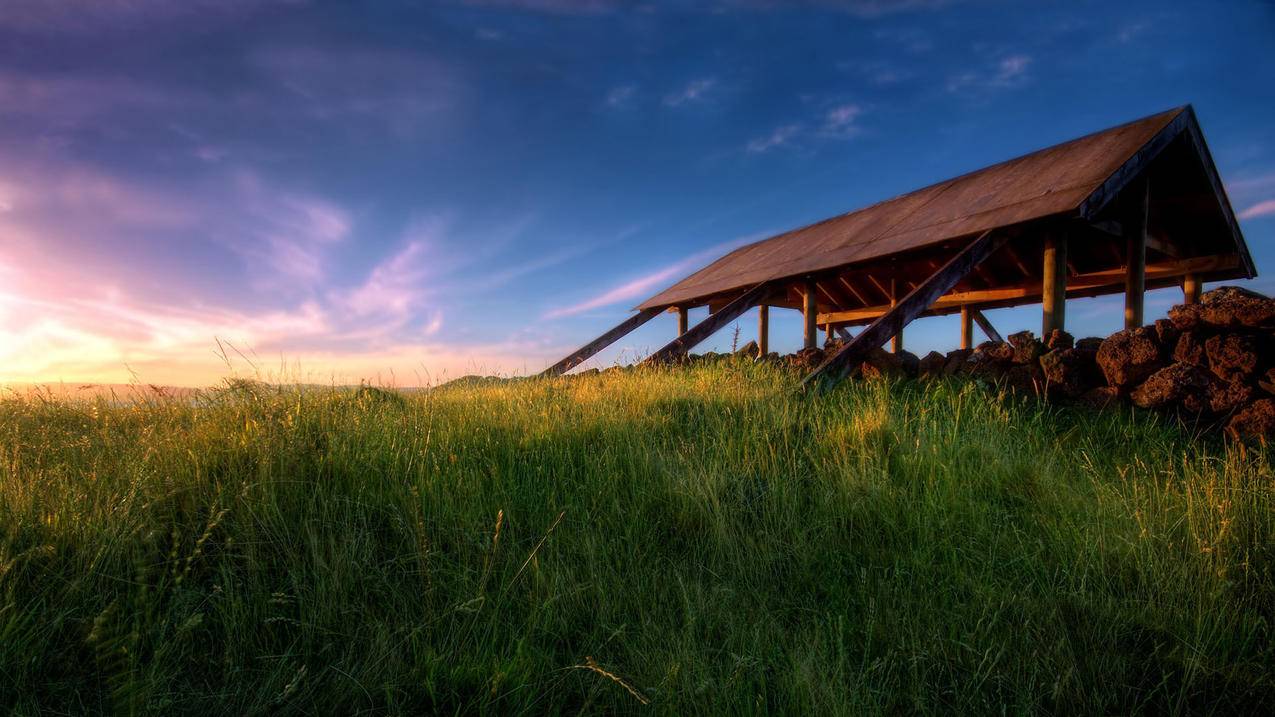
[1179,107,1256,278]
[1125,178,1148,329]
[1079,109,1186,220]
[646,283,773,364]
[677,306,689,336]
[836,327,853,341]
[540,308,661,376]
[803,277,818,350]
[837,276,869,306]
[1041,232,1066,334]
[757,304,769,355]
[802,229,1006,386]
[815,254,1240,326]
[889,277,901,354]
[973,310,1002,343]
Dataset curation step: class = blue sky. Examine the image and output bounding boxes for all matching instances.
[1,0,1273,385]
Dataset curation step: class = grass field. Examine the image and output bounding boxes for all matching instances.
[2,362,1272,714]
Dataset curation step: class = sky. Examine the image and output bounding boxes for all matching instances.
[1,0,1273,387]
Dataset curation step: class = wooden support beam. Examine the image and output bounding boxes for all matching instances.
[1125,178,1148,329]
[889,277,901,354]
[1183,273,1201,305]
[802,229,1006,386]
[677,306,689,336]
[960,305,973,350]
[540,308,661,376]
[803,277,818,350]
[646,283,772,364]
[837,277,869,306]
[973,310,1002,343]
[836,327,853,341]
[757,304,769,356]
[1042,232,1067,335]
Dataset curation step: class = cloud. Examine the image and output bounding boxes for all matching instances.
[605,84,637,108]
[0,0,279,33]
[1239,199,1275,220]
[663,78,716,107]
[460,0,618,14]
[543,232,769,318]
[821,103,863,136]
[747,124,803,153]
[947,54,1033,94]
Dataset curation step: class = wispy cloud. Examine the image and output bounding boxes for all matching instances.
[746,103,863,153]
[543,232,769,319]
[1239,199,1275,220]
[663,78,716,107]
[605,84,637,108]
[947,54,1033,94]
[747,123,803,153]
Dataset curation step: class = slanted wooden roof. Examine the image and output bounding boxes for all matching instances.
[637,106,1252,311]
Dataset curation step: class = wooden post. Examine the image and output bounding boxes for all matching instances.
[1183,273,1201,305]
[803,278,817,350]
[540,308,661,376]
[960,305,973,350]
[825,323,834,346]
[677,306,689,336]
[889,277,901,354]
[1124,179,1148,329]
[646,283,773,364]
[757,304,769,356]
[1042,232,1067,335]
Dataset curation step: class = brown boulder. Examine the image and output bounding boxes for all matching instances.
[918,351,947,379]
[1044,329,1074,351]
[1260,367,1275,396]
[1040,347,1103,398]
[1008,331,1045,365]
[734,340,759,359]
[1204,333,1262,383]
[1173,330,1206,367]
[1227,398,1275,442]
[1199,286,1275,329]
[786,347,826,371]
[1096,327,1163,390]
[859,347,902,380]
[1129,363,1211,410]
[942,348,973,376]
[1078,386,1120,410]
[1209,379,1255,415]
[1005,364,1044,396]
[898,350,920,378]
[1153,319,1179,350]
[975,340,1014,363]
[1076,337,1104,352]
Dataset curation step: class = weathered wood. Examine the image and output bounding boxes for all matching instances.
[960,305,973,350]
[540,308,661,376]
[646,283,773,364]
[889,277,901,354]
[1183,273,1200,305]
[972,310,1002,344]
[836,327,853,341]
[802,229,1006,386]
[757,304,769,355]
[1125,178,1148,329]
[802,278,818,350]
[1042,232,1067,335]
[677,306,689,336]
[815,255,1240,326]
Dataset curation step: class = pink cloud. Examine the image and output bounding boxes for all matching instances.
[1239,199,1275,220]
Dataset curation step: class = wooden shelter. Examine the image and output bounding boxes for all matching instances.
[542,106,1254,384]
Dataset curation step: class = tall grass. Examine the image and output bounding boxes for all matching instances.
[1,362,1272,713]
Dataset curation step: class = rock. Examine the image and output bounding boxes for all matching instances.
[1173,330,1207,367]
[975,341,1014,363]
[1199,286,1275,329]
[734,340,759,358]
[1209,378,1255,415]
[1076,337,1105,352]
[1078,386,1120,410]
[942,348,973,376]
[1153,318,1180,351]
[1130,363,1212,410]
[1168,302,1204,331]
[1260,367,1275,396]
[919,351,947,379]
[1040,347,1103,398]
[1227,398,1275,442]
[1044,329,1074,351]
[1008,331,1045,365]
[1096,327,1163,390]
[860,347,903,380]
[786,347,826,371]
[1204,333,1261,383]
[898,350,920,378]
[1005,364,1044,396]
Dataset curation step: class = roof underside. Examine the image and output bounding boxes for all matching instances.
[637,106,1250,311]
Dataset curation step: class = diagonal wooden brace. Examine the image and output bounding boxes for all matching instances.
[540,308,661,376]
[645,282,773,364]
[971,309,1002,343]
[801,229,1008,386]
